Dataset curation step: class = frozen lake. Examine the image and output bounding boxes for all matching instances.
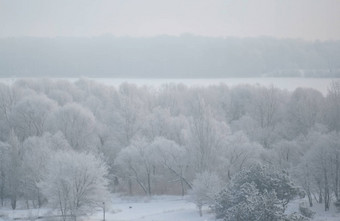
[0,77,338,95]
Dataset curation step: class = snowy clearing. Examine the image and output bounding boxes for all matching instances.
[87,195,215,221]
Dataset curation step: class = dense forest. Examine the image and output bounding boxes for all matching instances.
[0,78,339,220]
[0,36,340,78]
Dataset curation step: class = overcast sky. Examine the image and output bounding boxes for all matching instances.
[0,0,340,41]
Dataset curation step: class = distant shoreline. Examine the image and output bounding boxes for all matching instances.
[1,37,339,79]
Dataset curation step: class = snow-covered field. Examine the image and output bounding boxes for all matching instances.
[1,196,340,221]
[0,196,215,221]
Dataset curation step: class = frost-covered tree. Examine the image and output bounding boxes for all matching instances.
[156,83,188,115]
[0,141,9,206]
[141,107,187,142]
[219,131,262,181]
[325,80,340,132]
[115,83,148,147]
[47,103,97,151]
[0,83,18,141]
[47,89,73,106]
[293,156,314,207]
[250,86,284,148]
[115,137,155,196]
[151,137,192,195]
[261,139,302,171]
[11,94,57,141]
[186,96,230,173]
[227,85,253,122]
[21,133,70,208]
[297,131,340,211]
[7,131,22,210]
[287,88,324,137]
[40,151,109,221]
[189,171,222,217]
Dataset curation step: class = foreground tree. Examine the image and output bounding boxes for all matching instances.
[20,132,70,208]
[215,164,300,221]
[40,151,109,221]
[217,182,284,221]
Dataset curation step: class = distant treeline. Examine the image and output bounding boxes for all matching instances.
[0,35,339,78]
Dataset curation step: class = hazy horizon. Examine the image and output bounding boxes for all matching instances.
[0,34,339,42]
[1,0,340,41]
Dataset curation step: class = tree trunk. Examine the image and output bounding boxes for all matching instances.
[324,168,330,211]
[164,164,192,189]
[317,181,323,204]
[147,172,151,196]
[198,205,203,217]
[38,189,42,208]
[307,190,313,207]
[0,185,4,207]
[325,188,330,211]
[128,179,132,196]
[0,170,4,207]
[180,178,185,196]
[227,169,231,180]
[11,195,16,210]
[26,200,29,209]
[336,153,339,201]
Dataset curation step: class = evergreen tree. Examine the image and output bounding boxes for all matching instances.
[215,164,300,221]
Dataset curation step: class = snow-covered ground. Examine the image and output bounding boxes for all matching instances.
[1,196,340,221]
[286,199,340,221]
[0,207,52,221]
[87,195,215,221]
[0,196,215,221]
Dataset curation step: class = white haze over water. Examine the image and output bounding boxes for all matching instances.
[0,78,337,95]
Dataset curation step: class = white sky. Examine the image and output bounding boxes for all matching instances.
[0,0,340,40]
